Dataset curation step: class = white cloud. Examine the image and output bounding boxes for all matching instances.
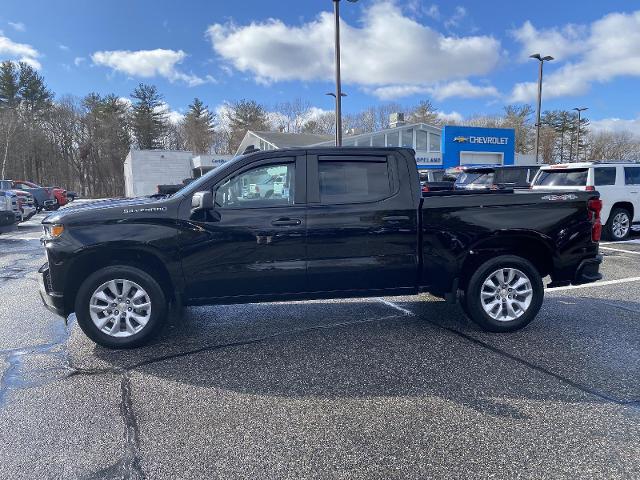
[510,11,640,102]
[19,56,41,70]
[91,49,213,87]
[0,34,39,59]
[8,22,25,32]
[510,20,586,62]
[369,80,499,101]
[207,1,501,91]
[58,44,69,51]
[155,102,184,124]
[430,80,499,100]
[590,117,640,137]
[436,110,464,124]
[444,6,467,29]
[74,56,85,66]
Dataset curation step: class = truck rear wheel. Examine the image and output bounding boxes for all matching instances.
[462,255,543,332]
[74,265,167,348]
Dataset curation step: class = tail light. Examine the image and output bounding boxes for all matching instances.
[421,185,429,193]
[588,198,602,242]
[586,186,596,192]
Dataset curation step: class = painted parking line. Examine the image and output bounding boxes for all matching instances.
[600,246,640,255]
[547,276,640,291]
[601,239,640,246]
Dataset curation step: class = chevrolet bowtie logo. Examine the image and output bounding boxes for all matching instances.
[453,136,469,143]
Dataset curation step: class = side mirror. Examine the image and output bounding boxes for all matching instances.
[191,191,213,212]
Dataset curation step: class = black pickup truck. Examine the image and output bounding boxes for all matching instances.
[39,147,603,348]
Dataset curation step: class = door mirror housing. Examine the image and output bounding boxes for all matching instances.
[191,191,213,212]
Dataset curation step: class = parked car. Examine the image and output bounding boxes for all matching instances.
[531,162,640,241]
[51,186,69,208]
[454,166,496,190]
[493,166,540,190]
[9,180,55,212]
[66,191,78,202]
[0,190,18,233]
[14,190,37,221]
[39,147,603,348]
[419,169,455,193]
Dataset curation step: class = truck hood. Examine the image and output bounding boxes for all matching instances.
[42,196,171,224]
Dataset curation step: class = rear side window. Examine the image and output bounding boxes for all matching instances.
[534,169,588,186]
[319,158,392,204]
[594,167,617,186]
[624,167,640,185]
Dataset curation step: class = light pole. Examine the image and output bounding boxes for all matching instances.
[331,0,358,147]
[530,53,554,164]
[573,107,588,162]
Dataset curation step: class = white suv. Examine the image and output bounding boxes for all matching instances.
[531,162,640,241]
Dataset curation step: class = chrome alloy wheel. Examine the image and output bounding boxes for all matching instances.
[89,279,151,337]
[612,212,630,239]
[480,268,533,322]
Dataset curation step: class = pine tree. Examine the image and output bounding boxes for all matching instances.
[183,98,214,154]
[130,83,167,149]
[227,99,269,152]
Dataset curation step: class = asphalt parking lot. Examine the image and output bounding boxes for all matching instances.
[1,211,639,479]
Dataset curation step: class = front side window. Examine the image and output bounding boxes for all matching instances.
[624,167,640,185]
[319,159,392,204]
[214,162,295,208]
[594,167,617,186]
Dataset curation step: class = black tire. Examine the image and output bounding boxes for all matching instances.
[461,255,544,332]
[604,207,631,241]
[74,265,168,348]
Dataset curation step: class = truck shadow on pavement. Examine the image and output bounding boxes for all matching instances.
[74,295,640,419]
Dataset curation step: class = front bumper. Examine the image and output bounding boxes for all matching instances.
[573,255,603,285]
[38,262,66,318]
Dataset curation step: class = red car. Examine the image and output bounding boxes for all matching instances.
[12,180,67,210]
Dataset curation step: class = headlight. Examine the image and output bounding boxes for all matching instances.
[43,224,64,238]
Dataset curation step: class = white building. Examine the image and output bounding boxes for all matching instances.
[124,150,233,197]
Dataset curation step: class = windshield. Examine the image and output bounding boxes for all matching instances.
[534,169,588,186]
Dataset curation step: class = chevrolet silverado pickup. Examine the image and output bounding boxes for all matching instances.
[39,147,603,348]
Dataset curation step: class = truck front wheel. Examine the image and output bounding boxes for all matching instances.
[462,255,544,332]
[74,265,168,348]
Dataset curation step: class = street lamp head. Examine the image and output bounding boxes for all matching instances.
[530,53,554,62]
[573,107,588,112]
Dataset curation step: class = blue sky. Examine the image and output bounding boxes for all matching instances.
[0,0,638,133]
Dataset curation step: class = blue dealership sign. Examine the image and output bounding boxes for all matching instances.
[441,126,515,168]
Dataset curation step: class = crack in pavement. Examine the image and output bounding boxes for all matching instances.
[376,298,640,410]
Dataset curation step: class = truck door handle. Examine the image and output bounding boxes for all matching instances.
[271,218,301,226]
[382,215,410,222]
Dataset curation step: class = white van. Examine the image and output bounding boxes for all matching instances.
[531,162,640,241]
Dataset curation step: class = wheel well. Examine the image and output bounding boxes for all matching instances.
[610,202,634,222]
[459,237,553,289]
[64,249,176,314]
